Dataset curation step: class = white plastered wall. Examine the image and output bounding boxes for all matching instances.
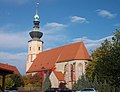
[49,72,59,88]
[26,40,43,72]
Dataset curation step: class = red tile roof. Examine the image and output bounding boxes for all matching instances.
[0,63,20,75]
[27,42,91,73]
[53,71,64,81]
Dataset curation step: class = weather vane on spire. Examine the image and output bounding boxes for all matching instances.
[36,0,39,15]
[34,0,40,21]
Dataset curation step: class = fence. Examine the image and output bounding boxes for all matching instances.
[18,87,42,92]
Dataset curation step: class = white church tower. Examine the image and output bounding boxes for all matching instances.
[26,0,43,72]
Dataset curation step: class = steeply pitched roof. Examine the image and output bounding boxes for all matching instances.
[27,42,91,73]
[53,71,64,81]
[0,63,20,75]
[57,42,91,62]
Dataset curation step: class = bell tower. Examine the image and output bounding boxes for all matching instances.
[26,0,43,72]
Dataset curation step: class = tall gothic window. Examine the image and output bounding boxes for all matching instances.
[64,63,69,84]
[70,64,73,88]
[70,64,73,81]
[73,63,76,81]
[77,63,83,78]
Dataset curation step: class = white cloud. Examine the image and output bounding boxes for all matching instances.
[72,36,113,53]
[70,16,89,23]
[45,22,67,28]
[42,22,68,49]
[0,52,27,75]
[0,22,67,50]
[0,31,28,49]
[42,22,67,34]
[114,23,120,27]
[0,24,29,75]
[0,22,68,74]
[96,9,117,18]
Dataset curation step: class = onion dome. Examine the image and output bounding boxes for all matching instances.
[29,0,43,40]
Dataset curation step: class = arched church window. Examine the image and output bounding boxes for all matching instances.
[77,63,83,78]
[70,64,73,84]
[73,63,75,72]
[64,63,69,83]
[73,63,76,81]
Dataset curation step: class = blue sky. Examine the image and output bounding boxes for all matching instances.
[0,0,120,75]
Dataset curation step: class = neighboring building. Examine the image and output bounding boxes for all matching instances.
[26,1,91,89]
[0,63,20,92]
[0,63,20,75]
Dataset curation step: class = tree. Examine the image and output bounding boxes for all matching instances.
[92,76,99,90]
[86,31,120,87]
[73,74,116,92]
[0,75,14,90]
[31,73,42,87]
[22,74,42,87]
[73,74,92,91]
[9,74,24,89]
[5,77,14,90]
[44,73,51,91]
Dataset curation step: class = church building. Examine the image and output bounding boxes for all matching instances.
[26,1,91,89]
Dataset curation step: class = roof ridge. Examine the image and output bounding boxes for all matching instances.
[55,47,64,63]
[54,71,63,73]
[53,71,64,81]
[81,43,86,59]
[81,43,91,60]
[42,42,82,53]
[74,42,83,59]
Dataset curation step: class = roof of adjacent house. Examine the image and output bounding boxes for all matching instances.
[53,71,64,81]
[27,42,91,73]
[0,63,20,75]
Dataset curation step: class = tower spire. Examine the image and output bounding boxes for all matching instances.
[36,0,39,15]
[26,0,43,73]
[29,0,43,40]
[34,0,39,21]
